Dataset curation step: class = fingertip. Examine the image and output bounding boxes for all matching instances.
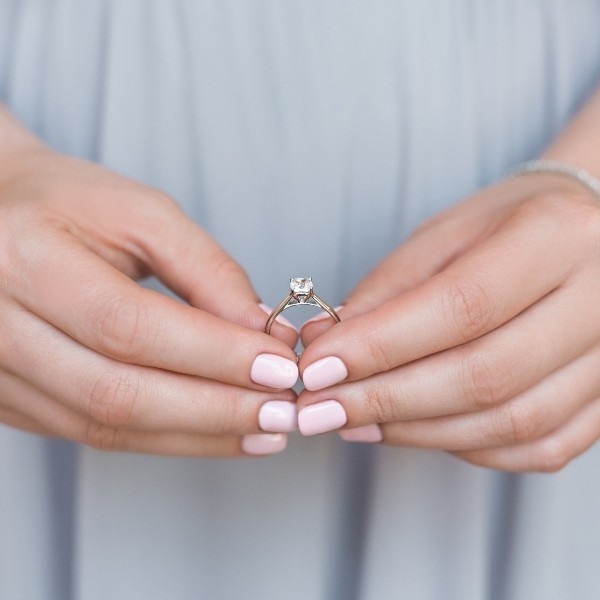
[298,399,347,436]
[301,356,348,391]
[250,353,299,389]
[232,303,299,348]
[303,305,345,326]
[257,303,300,347]
[242,433,288,456]
[258,400,298,433]
[300,319,336,347]
[339,424,383,443]
[300,306,344,346]
[258,303,299,334]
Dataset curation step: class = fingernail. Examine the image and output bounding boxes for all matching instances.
[339,424,382,443]
[259,303,299,333]
[242,433,288,455]
[302,356,348,391]
[251,354,299,388]
[258,400,298,432]
[303,305,344,325]
[298,400,347,436]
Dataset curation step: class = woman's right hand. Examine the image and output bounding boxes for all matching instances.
[0,107,299,457]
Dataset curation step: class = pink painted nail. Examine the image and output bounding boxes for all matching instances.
[298,400,347,436]
[302,356,348,391]
[242,433,288,455]
[339,424,383,443]
[251,354,298,389]
[303,306,344,325]
[258,401,298,432]
[258,303,299,333]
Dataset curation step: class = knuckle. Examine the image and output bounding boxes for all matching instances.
[531,190,597,218]
[82,420,123,452]
[365,327,396,373]
[563,196,600,252]
[88,294,150,361]
[125,189,182,238]
[0,203,40,282]
[211,396,242,436]
[444,276,495,341]
[209,251,247,283]
[195,385,243,436]
[363,384,397,423]
[141,191,182,225]
[524,193,600,249]
[462,351,513,409]
[500,401,544,445]
[0,212,14,279]
[534,437,571,473]
[87,369,142,428]
[148,190,179,210]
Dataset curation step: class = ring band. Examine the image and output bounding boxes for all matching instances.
[264,277,341,335]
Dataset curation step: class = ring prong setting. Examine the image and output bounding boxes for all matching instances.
[290,277,313,302]
[265,277,340,335]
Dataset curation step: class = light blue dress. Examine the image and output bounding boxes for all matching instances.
[1,2,600,599]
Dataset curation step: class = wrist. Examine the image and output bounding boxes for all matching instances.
[491,168,591,204]
[507,160,600,202]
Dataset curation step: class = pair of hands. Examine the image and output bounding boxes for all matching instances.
[2,120,600,472]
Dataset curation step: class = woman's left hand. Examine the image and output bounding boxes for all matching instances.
[298,175,600,472]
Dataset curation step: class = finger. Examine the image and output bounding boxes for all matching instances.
[452,396,600,472]
[10,231,298,390]
[299,194,594,390]
[0,405,55,437]
[299,305,346,347]
[119,198,296,340]
[297,275,600,435]
[336,176,568,313]
[300,218,465,346]
[300,176,551,345]
[379,344,600,450]
[0,370,286,457]
[1,305,298,436]
[301,217,479,348]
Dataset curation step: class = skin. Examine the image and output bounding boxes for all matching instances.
[3,82,600,470]
[299,84,600,473]
[0,105,298,457]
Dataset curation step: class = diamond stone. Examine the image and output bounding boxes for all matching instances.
[290,277,313,296]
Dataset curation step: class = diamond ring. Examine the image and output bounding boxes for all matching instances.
[264,277,341,335]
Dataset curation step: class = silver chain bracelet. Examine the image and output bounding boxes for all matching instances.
[508,159,600,201]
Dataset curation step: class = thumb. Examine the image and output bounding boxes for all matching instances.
[339,175,544,320]
[300,200,493,346]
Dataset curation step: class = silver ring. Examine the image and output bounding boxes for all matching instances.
[264,277,341,335]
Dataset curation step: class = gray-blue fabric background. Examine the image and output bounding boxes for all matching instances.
[1,2,600,598]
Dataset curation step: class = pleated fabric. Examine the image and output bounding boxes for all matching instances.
[1,2,600,599]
